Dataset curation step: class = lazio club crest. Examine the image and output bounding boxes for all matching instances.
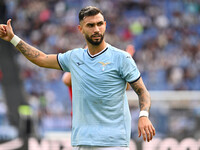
[98,62,110,71]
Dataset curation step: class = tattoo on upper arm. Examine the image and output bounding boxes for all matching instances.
[17,41,40,58]
[130,80,151,112]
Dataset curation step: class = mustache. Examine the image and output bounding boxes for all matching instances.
[91,33,102,37]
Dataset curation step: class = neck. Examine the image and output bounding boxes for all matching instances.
[87,41,107,55]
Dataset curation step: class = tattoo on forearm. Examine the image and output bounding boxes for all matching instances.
[130,80,151,112]
[17,41,40,58]
[139,95,150,112]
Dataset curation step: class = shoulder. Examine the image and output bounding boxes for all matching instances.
[61,48,85,56]
[108,44,131,58]
[58,48,85,60]
[67,48,85,54]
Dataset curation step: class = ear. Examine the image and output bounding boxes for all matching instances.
[78,25,83,34]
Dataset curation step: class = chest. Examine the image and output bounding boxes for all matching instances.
[71,55,121,84]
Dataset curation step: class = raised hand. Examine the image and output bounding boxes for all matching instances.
[0,19,14,42]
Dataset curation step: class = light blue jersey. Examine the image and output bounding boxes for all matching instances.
[58,44,140,146]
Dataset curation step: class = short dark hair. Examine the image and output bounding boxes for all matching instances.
[79,6,103,22]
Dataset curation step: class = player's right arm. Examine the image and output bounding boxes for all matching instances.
[0,19,61,70]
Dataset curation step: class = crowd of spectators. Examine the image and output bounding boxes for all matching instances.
[0,0,200,140]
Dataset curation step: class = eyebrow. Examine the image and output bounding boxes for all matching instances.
[86,21,104,26]
[86,23,95,26]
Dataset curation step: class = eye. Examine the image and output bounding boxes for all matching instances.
[87,24,94,27]
[97,22,103,26]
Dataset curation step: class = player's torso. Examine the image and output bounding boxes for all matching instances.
[70,46,130,146]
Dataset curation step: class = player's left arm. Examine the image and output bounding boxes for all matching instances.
[129,77,156,142]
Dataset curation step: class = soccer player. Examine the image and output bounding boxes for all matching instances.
[0,6,155,150]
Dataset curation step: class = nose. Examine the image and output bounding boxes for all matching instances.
[94,25,100,33]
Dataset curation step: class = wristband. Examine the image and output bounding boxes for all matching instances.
[139,110,149,118]
[10,35,21,47]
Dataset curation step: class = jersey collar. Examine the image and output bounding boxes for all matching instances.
[87,45,108,58]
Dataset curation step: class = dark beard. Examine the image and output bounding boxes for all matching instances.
[85,33,104,46]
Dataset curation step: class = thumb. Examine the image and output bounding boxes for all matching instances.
[7,19,12,28]
[5,19,15,41]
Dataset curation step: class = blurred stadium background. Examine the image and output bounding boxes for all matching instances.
[0,0,200,149]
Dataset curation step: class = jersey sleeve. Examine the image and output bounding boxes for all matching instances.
[120,52,141,83]
[57,51,72,72]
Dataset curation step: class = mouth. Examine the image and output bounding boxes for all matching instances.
[92,34,101,37]
[91,34,101,40]
[92,36,100,40]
